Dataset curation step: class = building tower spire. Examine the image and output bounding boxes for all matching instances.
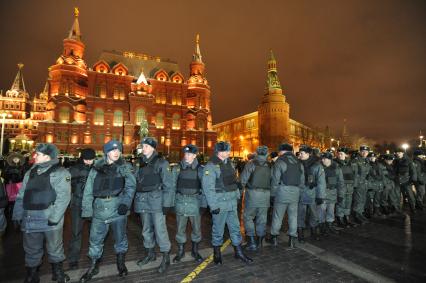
[193,34,203,63]
[68,7,81,41]
[266,50,282,90]
[10,63,27,93]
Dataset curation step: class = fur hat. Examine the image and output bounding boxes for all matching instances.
[214,141,231,152]
[80,148,96,160]
[367,152,377,158]
[103,140,122,154]
[413,149,424,156]
[35,143,59,159]
[256,145,268,156]
[321,152,334,160]
[299,145,313,154]
[183,144,198,154]
[359,145,370,151]
[278,143,293,152]
[270,151,278,159]
[337,147,349,154]
[141,137,157,149]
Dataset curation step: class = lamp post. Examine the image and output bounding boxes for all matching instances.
[402,143,409,152]
[0,112,11,157]
[420,135,424,148]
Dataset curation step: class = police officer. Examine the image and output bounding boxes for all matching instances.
[67,148,96,269]
[394,148,417,214]
[202,141,252,265]
[334,147,358,227]
[270,143,305,247]
[380,154,398,214]
[135,137,174,273]
[366,152,384,217]
[320,152,344,234]
[240,145,271,250]
[352,145,371,224]
[297,145,326,241]
[412,149,425,209]
[80,141,136,282]
[12,143,71,283]
[172,144,206,263]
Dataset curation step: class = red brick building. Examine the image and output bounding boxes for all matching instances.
[34,9,216,159]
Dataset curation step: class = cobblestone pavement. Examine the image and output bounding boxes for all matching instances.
[1,208,425,282]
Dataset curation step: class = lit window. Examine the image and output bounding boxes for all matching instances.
[172,113,180,130]
[156,113,164,129]
[59,106,70,123]
[113,110,123,126]
[94,108,104,125]
[135,108,146,125]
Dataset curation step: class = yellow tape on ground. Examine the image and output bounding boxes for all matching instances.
[180,239,232,283]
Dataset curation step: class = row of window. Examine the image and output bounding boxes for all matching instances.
[2,103,21,110]
[3,123,36,130]
[94,85,126,100]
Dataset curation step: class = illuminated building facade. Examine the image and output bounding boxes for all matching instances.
[1,8,216,159]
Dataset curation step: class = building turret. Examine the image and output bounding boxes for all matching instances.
[258,51,290,150]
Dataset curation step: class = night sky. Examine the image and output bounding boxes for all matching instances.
[1,0,425,143]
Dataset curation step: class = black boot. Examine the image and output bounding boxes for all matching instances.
[321,223,330,236]
[297,228,305,243]
[344,215,356,227]
[158,252,170,273]
[336,217,346,228]
[233,245,253,264]
[326,222,339,235]
[68,261,79,270]
[257,236,264,248]
[79,259,100,283]
[116,253,128,277]
[354,213,366,224]
[288,236,296,248]
[191,241,203,262]
[137,248,156,266]
[24,266,40,283]
[269,235,278,247]
[51,262,70,283]
[173,243,185,263]
[310,227,320,240]
[213,246,222,265]
[246,236,257,251]
[373,207,383,217]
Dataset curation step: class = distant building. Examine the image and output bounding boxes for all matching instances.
[213,51,332,157]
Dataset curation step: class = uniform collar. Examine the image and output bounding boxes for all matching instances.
[180,158,199,169]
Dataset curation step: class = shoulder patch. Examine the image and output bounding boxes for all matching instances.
[205,170,209,175]
[66,176,71,182]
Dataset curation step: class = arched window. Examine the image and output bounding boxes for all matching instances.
[113,110,123,126]
[59,106,70,123]
[94,108,104,125]
[172,113,180,130]
[197,119,205,131]
[95,84,106,98]
[156,113,164,129]
[135,108,146,125]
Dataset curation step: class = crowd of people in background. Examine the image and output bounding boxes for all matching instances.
[0,139,425,283]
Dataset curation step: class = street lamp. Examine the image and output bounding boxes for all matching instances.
[0,112,12,157]
[402,143,409,152]
[420,135,424,147]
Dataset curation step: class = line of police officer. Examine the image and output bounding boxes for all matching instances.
[11,138,425,283]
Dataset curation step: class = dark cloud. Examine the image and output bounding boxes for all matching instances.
[1,0,425,143]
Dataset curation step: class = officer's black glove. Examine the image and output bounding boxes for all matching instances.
[270,196,275,206]
[315,198,324,205]
[162,207,172,215]
[48,220,58,226]
[13,220,21,230]
[309,184,315,189]
[337,196,344,203]
[211,208,220,215]
[117,204,128,215]
[199,207,208,215]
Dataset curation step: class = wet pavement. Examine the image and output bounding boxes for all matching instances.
[1,208,426,282]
